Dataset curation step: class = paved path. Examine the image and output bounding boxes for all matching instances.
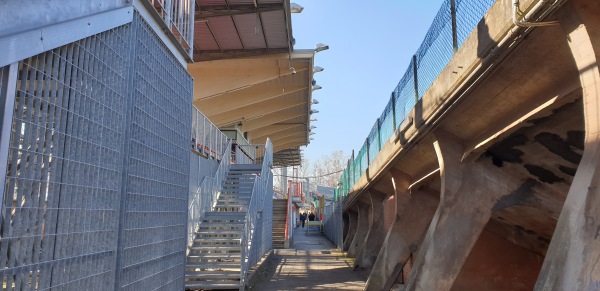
[248,227,368,290]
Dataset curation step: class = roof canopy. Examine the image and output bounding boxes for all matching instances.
[193,0,293,62]
[188,50,315,166]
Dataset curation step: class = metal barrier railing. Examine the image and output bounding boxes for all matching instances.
[323,200,344,250]
[0,14,194,289]
[192,106,229,161]
[236,144,266,165]
[187,139,232,253]
[145,0,195,58]
[336,0,497,201]
[240,139,273,287]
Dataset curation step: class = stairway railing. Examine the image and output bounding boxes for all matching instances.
[240,139,273,289]
[187,139,232,254]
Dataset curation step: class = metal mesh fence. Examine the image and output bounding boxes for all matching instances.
[367,123,379,164]
[323,201,343,249]
[379,102,394,151]
[416,0,454,98]
[337,0,496,199]
[0,11,193,291]
[0,24,130,290]
[117,13,192,291]
[394,62,417,121]
[456,0,496,48]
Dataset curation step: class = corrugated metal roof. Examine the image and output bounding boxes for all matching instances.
[233,14,266,49]
[193,0,291,61]
[197,0,227,5]
[261,10,288,48]
[195,23,220,50]
[209,16,243,49]
[226,0,256,5]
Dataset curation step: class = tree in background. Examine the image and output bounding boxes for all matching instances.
[272,150,347,194]
[311,150,346,188]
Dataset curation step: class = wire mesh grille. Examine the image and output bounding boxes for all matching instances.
[117,13,192,291]
[1,24,131,290]
[394,62,417,123]
[338,0,496,199]
[0,11,193,291]
[456,0,496,48]
[367,123,380,164]
[416,0,454,98]
[379,102,395,149]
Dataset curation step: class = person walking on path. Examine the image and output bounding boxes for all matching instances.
[300,212,306,228]
[308,212,315,221]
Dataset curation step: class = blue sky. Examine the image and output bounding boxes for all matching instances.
[291,1,444,163]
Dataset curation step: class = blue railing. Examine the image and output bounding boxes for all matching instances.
[336,0,496,201]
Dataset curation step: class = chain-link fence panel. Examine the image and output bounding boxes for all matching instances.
[456,0,497,49]
[416,0,454,98]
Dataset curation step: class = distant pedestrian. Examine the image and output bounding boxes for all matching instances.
[308,212,315,221]
[300,212,306,227]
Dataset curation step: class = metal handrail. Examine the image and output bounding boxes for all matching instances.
[187,139,232,253]
[146,0,195,58]
[239,139,273,288]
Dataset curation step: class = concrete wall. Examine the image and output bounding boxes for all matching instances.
[452,225,544,291]
[345,0,600,289]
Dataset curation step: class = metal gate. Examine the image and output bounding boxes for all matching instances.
[0,12,192,291]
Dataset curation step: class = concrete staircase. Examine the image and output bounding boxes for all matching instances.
[272,199,288,249]
[185,164,262,290]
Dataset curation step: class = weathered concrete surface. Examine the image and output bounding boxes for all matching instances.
[347,202,369,257]
[452,225,544,290]
[364,188,438,291]
[405,131,533,290]
[534,0,600,289]
[340,0,600,289]
[342,207,358,252]
[355,191,388,269]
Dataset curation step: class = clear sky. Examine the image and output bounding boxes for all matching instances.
[291,1,445,163]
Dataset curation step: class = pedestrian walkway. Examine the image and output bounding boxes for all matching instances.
[248,227,368,290]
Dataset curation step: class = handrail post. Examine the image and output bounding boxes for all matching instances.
[377,118,382,151]
[451,0,458,52]
[413,55,419,103]
[391,92,397,130]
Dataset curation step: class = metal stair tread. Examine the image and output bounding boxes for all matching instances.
[187,253,241,258]
[184,282,241,290]
[186,262,240,268]
[190,245,241,251]
[196,230,242,234]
